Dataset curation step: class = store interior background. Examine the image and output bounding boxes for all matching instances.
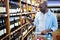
[0,0,60,40]
[48,0,60,40]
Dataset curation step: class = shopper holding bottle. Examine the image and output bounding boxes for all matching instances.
[34,1,58,40]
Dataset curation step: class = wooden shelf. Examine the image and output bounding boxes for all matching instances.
[21,12,36,16]
[22,26,35,40]
[10,13,21,17]
[1,34,9,40]
[0,14,7,17]
[27,11,37,14]
[0,13,21,17]
[11,22,29,35]
[0,0,38,40]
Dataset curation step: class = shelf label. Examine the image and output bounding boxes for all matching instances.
[10,24,14,29]
[15,22,18,26]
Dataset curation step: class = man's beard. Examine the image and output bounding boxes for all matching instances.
[40,10,45,14]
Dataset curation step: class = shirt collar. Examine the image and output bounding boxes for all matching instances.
[39,9,51,16]
[46,9,51,16]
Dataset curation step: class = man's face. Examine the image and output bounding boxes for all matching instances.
[39,3,47,13]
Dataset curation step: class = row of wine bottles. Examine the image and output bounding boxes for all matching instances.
[0,16,34,40]
[27,31,35,40]
[0,0,36,14]
[0,14,32,38]
[10,30,21,40]
[0,16,20,38]
[10,16,20,32]
[0,0,20,13]
[0,17,6,39]
[3,30,21,40]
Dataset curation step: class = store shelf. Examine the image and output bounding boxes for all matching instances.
[0,7,20,14]
[21,12,36,16]
[27,11,37,14]
[0,0,37,40]
[22,26,35,40]
[10,13,21,17]
[28,25,32,30]
[22,30,27,36]
[1,34,9,40]
[11,22,29,35]
[0,14,7,18]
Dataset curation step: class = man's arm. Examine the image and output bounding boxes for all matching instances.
[41,14,58,35]
[51,14,58,32]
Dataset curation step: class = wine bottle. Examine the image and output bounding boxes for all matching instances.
[32,6,35,12]
[10,17,15,32]
[0,0,5,7]
[9,0,20,14]
[28,24,32,30]
[0,18,6,39]
[10,17,15,30]
[14,17,19,27]
[0,0,6,13]
[22,26,27,36]
[11,30,21,40]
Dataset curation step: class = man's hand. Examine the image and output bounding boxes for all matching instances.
[41,30,51,35]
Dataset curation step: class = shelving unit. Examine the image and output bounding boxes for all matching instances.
[0,0,40,40]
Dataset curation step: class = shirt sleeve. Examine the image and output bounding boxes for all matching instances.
[51,14,58,32]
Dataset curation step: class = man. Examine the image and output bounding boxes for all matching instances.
[34,1,58,40]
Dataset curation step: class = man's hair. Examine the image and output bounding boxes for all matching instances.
[39,1,47,8]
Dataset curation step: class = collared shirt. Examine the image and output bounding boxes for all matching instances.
[34,9,58,34]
